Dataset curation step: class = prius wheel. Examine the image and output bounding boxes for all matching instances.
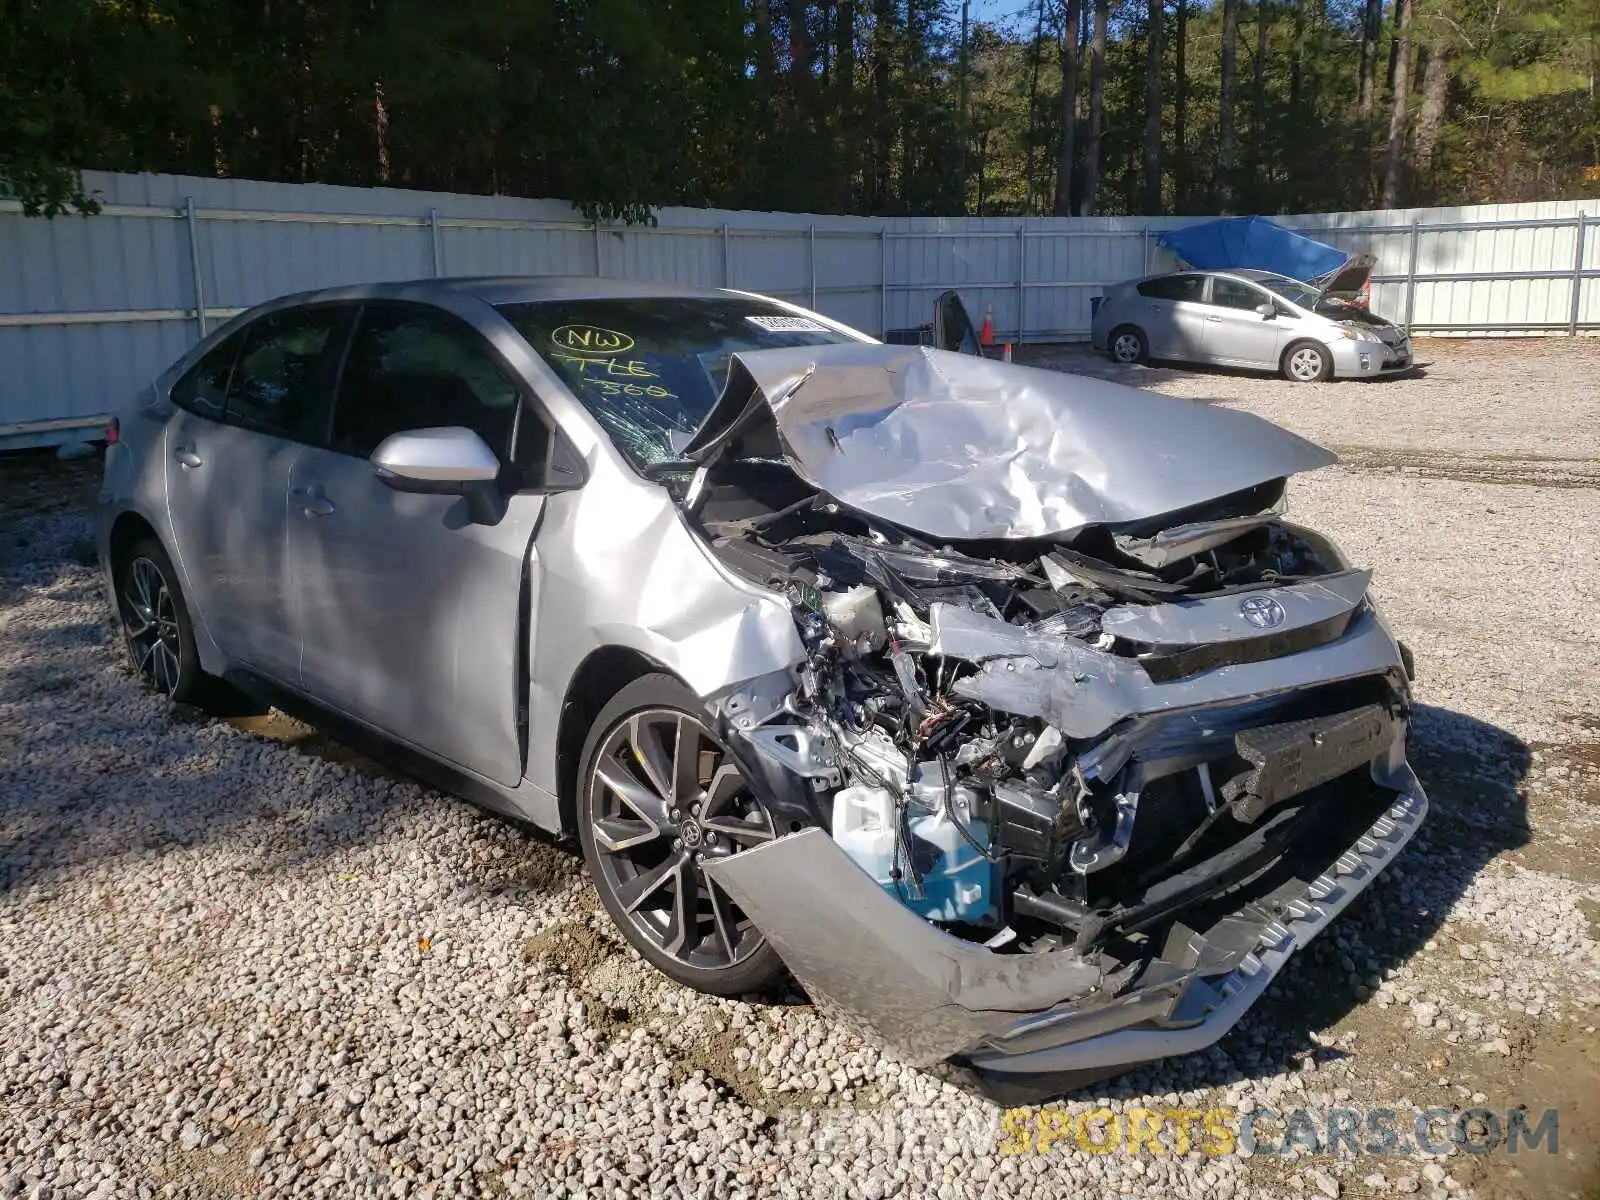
[577,674,784,996]
[1283,340,1332,382]
[116,538,204,703]
[1109,325,1148,365]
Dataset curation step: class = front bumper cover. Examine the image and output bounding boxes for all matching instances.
[703,753,1425,1084]
[1331,336,1414,378]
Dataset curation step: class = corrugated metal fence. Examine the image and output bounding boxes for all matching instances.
[1,170,1595,448]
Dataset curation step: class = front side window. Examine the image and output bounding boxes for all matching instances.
[497,297,856,469]
[1261,278,1322,310]
[330,306,521,459]
[1137,275,1207,303]
[1210,277,1270,311]
[225,307,351,440]
[170,333,242,419]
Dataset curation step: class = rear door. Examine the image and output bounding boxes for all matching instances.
[286,302,546,786]
[163,305,352,677]
[1136,275,1209,358]
[1200,276,1288,369]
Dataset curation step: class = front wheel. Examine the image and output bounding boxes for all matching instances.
[577,674,785,996]
[1282,340,1332,382]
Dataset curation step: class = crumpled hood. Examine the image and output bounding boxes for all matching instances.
[682,343,1336,541]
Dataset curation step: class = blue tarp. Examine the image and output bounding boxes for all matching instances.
[1156,216,1349,283]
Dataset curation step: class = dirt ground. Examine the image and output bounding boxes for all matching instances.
[3,337,1599,1199]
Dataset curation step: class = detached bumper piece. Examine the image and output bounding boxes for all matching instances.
[962,768,1424,1094]
[704,761,1426,1090]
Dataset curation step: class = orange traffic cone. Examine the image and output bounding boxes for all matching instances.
[1002,342,1013,363]
[979,304,995,347]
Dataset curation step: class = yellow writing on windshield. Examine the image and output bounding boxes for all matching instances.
[551,325,635,355]
[552,353,659,379]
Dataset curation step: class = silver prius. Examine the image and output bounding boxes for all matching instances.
[99,277,1426,1097]
[1091,268,1413,381]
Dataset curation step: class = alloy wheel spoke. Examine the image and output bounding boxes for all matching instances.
[659,853,703,958]
[595,761,669,830]
[133,560,161,614]
[614,849,684,915]
[154,641,180,694]
[701,764,744,819]
[628,715,676,801]
[701,812,774,846]
[131,635,157,676]
[671,715,702,803]
[706,878,743,963]
[591,815,661,854]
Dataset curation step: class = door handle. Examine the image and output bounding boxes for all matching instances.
[173,445,203,469]
[291,487,335,517]
[1206,315,1222,322]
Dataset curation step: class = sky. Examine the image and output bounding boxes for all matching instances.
[968,0,1037,30]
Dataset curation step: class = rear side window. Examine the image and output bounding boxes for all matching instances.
[1210,278,1269,311]
[1137,276,1206,303]
[330,305,521,459]
[225,307,351,441]
[170,335,242,419]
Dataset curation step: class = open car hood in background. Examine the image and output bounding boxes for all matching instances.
[681,343,1337,542]
[1313,254,1377,300]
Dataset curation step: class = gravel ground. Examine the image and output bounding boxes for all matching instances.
[3,339,1600,1200]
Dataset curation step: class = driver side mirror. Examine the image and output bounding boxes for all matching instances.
[372,426,504,523]
[1256,302,1278,319]
[372,426,500,489]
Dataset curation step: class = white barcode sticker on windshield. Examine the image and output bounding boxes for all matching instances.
[746,315,830,333]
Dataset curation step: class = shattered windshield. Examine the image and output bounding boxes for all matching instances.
[1260,278,1322,309]
[497,297,857,469]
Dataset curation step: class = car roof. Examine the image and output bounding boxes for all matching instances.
[266,275,742,310]
[1224,268,1300,284]
[1135,268,1301,286]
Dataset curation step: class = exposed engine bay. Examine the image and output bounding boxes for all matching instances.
[693,457,1408,957]
[673,344,1414,974]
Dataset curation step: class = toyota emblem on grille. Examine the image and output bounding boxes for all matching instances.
[1239,596,1287,629]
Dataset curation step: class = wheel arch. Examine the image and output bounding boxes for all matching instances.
[107,510,161,572]
[555,646,682,836]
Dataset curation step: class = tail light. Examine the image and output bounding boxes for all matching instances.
[104,416,119,445]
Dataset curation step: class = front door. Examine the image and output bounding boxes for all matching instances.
[1201,276,1289,369]
[163,305,352,677]
[287,302,544,787]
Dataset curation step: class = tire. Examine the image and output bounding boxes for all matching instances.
[1107,325,1149,366]
[576,673,785,996]
[114,537,207,703]
[1282,340,1332,383]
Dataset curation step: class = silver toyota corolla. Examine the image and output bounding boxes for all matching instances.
[1091,268,1413,381]
[99,276,1426,1098]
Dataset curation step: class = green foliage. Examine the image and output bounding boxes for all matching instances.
[0,0,1593,220]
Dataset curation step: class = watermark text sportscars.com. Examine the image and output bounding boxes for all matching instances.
[998,1105,1559,1157]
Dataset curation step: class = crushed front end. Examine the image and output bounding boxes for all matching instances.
[684,346,1426,1090]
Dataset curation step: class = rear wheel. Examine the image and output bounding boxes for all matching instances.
[1108,325,1148,366]
[1282,340,1332,382]
[577,674,784,996]
[115,538,205,703]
